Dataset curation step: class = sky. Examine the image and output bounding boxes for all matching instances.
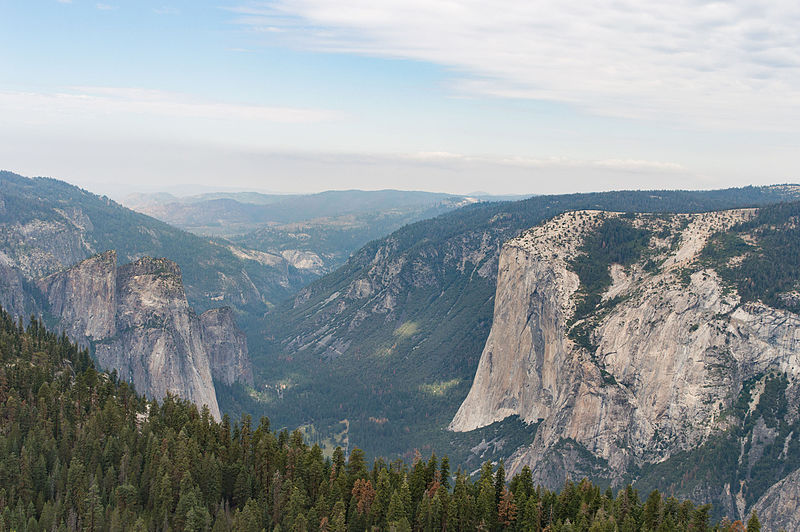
[1,0,799,196]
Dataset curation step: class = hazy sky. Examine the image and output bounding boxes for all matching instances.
[1,0,799,195]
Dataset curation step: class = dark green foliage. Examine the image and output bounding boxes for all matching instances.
[700,233,753,265]
[569,217,652,328]
[747,511,761,532]
[700,201,800,312]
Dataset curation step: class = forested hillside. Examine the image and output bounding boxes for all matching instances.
[0,306,762,531]
[699,201,800,312]
[0,171,310,320]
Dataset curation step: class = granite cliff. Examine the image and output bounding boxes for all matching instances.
[37,251,252,420]
[752,466,800,531]
[201,306,254,387]
[452,208,800,526]
[252,186,800,467]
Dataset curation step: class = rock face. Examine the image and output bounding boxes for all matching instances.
[752,467,800,532]
[0,261,36,320]
[452,208,800,521]
[38,251,252,420]
[200,307,253,386]
[38,250,117,340]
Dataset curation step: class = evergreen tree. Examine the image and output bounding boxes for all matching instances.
[746,511,761,532]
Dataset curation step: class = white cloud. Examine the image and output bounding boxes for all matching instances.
[0,87,341,124]
[230,0,800,130]
[96,3,116,10]
[153,6,180,15]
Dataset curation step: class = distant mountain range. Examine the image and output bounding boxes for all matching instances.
[123,189,502,275]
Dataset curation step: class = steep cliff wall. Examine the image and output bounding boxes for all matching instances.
[201,307,253,386]
[753,467,800,532]
[99,257,220,419]
[37,252,252,420]
[38,250,117,340]
[0,261,36,320]
[452,208,800,521]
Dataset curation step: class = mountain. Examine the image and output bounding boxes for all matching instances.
[125,189,479,275]
[451,203,800,524]
[234,185,800,466]
[0,170,310,320]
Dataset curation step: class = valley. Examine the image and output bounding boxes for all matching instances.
[7,3,798,528]
[123,189,483,277]
[3,171,800,529]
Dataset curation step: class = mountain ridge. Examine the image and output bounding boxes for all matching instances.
[0,170,310,319]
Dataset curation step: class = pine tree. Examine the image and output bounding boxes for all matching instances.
[497,486,517,528]
[494,461,506,507]
[746,511,761,532]
[689,504,711,532]
[330,500,347,532]
[370,468,392,528]
[387,489,409,525]
[83,480,103,532]
[477,473,497,531]
[642,490,662,530]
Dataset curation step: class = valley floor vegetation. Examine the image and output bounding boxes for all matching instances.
[0,306,765,531]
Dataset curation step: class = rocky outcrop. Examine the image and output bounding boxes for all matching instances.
[452,208,800,519]
[450,211,595,432]
[99,257,220,419]
[38,250,117,340]
[37,252,252,420]
[752,467,800,532]
[0,260,36,320]
[200,307,253,386]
